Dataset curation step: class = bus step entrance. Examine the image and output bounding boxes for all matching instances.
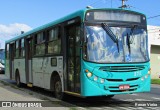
[27,83,33,87]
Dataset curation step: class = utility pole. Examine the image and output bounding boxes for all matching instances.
[122,0,125,6]
[119,0,128,9]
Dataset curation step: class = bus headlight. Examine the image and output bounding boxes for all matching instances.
[94,76,98,81]
[85,69,92,78]
[87,72,92,78]
[100,78,105,83]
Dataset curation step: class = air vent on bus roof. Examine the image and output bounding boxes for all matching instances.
[99,66,145,72]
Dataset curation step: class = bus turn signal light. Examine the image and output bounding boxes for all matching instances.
[85,69,89,73]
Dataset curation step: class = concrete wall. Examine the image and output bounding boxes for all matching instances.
[150,45,160,79]
[147,25,160,79]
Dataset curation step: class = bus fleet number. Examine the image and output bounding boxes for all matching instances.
[134,71,142,77]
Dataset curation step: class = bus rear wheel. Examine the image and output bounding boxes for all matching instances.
[54,76,64,100]
[15,72,22,87]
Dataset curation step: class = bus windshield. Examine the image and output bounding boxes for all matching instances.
[84,24,149,63]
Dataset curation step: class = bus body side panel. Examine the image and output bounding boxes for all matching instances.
[44,56,64,91]
[14,59,26,83]
[32,56,64,90]
[5,60,10,79]
[32,57,44,88]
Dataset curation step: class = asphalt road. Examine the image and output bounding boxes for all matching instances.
[62,85,160,110]
[0,74,160,110]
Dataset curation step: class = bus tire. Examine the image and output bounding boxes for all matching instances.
[15,71,22,87]
[54,75,64,100]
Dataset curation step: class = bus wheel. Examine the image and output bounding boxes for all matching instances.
[16,72,21,87]
[54,76,63,100]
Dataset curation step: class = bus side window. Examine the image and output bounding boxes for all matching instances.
[76,26,80,56]
[6,44,9,59]
[35,32,45,55]
[15,40,19,58]
[19,39,25,57]
[47,27,61,54]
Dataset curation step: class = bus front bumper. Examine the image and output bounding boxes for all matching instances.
[81,73,150,97]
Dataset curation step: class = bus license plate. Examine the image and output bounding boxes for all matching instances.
[119,85,130,90]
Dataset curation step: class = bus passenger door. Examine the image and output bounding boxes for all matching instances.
[26,38,33,83]
[65,21,81,93]
[9,43,15,79]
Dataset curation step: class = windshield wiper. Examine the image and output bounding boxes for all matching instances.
[101,23,119,53]
[126,25,138,54]
[129,25,138,44]
[126,33,131,54]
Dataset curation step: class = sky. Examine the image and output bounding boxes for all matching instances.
[0,0,160,48]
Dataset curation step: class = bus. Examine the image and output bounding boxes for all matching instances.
[5,8,151,99]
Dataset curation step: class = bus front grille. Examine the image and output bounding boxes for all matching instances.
[106,79,123,82]
[126,77,139,81]
[106,77,140,82]
[99,66,145,72]
[109,89,137,92]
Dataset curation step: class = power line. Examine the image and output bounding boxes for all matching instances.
[148,15,160,19]
[89,0,102,6]
[89,0,109,8]
[90,0,130,9]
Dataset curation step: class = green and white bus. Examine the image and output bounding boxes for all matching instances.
[5,8,150,99]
